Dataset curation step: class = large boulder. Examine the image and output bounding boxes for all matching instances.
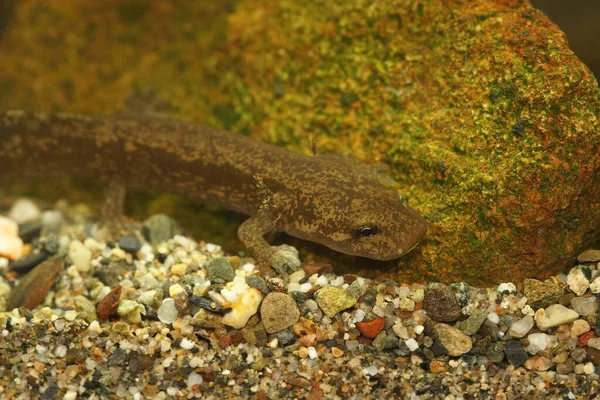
[1,0,598,285]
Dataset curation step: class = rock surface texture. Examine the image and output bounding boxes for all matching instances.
[1,0,599,284]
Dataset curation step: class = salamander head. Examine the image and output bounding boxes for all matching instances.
[286,183,427,261]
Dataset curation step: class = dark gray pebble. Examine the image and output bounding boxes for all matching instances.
[41,384,59,400]
[504,340,528,368]
[18,221,41,243]
[118,236,141,253]
[276,328,296,346]
[190,296,228,314]
[247,275,270,294]
[9,250,48,273]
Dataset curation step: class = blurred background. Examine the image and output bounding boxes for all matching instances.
[532,0,600,79]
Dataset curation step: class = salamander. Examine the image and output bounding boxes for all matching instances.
[0,111,427,276]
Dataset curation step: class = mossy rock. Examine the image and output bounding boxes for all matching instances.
[1,0,599,285]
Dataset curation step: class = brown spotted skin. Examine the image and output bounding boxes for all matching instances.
[0,111,427,272]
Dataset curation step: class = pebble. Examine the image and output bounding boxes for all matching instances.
[423,283,462,322]
[497,282,517,293]
[6,258,63,310]
[590,277,600,294]
[522,278,563,309]
[8,198,40,224]
[40,210,63,234]
[190,296,228,314]
[9,250,49,273]
[570,296,599,316]
[588,338,600,350]
[260,292,300,334]
[247,275,270,294]
[68,240,93,273]
[524,355,554,371]
[571,319,591,337]
[96,285,122,320]
[205,257,235,282]
[567,267,590,296]
[356,316,385,339]
[577,249,600,263]
[458,309,488,336]
[505,340,529,368]
[0,216,23,260]
[526,333,555,354]
[118,236,141,253]
[314,286,357,318]
[508,315,534,338]
[432,323,472,356]
[221,288,263,329]
[157,298,178,324]
[534,304,579,331]
[143,214,181,246]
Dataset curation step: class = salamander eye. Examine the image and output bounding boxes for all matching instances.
[354,225,379,239]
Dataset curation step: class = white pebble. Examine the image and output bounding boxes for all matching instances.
[414,325,424,335]
[69,240,93,273]
[590,277,600,294]
[535,304,579,331]
[242,263,255,274]
[329,276,344,286]
[0,216,18,237]
[365,365,379,376]
[157,298,178,324]
[354,309,366,323]
[180,338,195,350]
[41,210,64,233]
[307,346,318,359]
[405,338,419,351]
[221,288,263,329]
[187,371,204,388]
[0,235,23,261]
[289,270,306,283]
[299,282,312,293]
[497,282,516,293]
[526,333,554,354]
[54,345,67,358]
[508,315,534,338]
[64,310,77,321]
[567,267,590,296]
[583,362,595,375]
[8,198,40,224]
[63,391,78,400]
[487,312,500,324]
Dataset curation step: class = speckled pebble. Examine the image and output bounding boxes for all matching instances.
[205,257,235,282]
[314,286,357,318]
[522,278,563,309]
[423,283,462,322]
[432,323,472,356]
[458,309,488,336]
[260,292,300,334]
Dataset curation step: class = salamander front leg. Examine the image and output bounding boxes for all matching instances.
[237,213,300,279]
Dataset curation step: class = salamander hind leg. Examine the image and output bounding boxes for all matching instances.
[91,180,144,242]
[237,214,300,279]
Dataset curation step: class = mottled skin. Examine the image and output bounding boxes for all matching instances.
[0,111,427,274]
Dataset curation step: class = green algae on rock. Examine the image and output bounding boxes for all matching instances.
[1,0,599,284]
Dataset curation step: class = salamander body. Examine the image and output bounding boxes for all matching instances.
[0,111,427,274]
